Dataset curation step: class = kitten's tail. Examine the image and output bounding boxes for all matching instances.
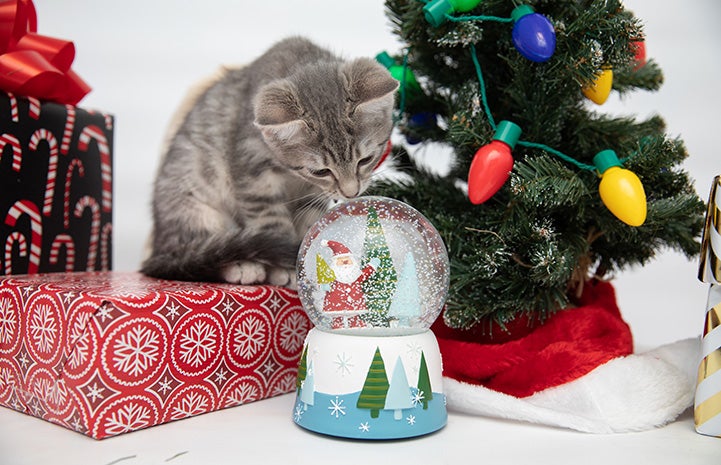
[140,231,298,283]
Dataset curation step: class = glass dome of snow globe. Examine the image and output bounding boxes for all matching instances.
[296,196,449,336]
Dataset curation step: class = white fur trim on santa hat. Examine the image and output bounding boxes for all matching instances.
[443,338,699,433]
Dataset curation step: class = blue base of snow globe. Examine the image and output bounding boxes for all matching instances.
[292,328,447,440]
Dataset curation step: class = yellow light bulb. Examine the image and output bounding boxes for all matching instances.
[594,150,647,227]
[583,68,613,105]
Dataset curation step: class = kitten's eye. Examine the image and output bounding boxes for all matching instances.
[309,168,332,177]
[357,157,374,167]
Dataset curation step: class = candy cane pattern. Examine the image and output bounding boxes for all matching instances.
[49,234,75,272]
[27,97,41,120]
[29,129,60,217]
[87,110,114,131]
[74,196,100,271]
[4,232,27,275]
[6,92,18,123]
[0,134,22,171]
[4,200,42,274]
[78,125,112,212]
[60,105,76,155]
[63,158,85,229]
[100,222,112,271]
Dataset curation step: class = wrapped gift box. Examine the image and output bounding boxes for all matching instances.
[0,272,310,439]
[0,92,114,274]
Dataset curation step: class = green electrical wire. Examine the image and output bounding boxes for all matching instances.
[395,22,637,171]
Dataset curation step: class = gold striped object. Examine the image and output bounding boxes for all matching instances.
[695,175,721,437]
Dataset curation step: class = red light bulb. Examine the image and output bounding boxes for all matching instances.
[630,41,646,70]
[467,121,522,204]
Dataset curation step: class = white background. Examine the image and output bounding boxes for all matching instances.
[1,1,720,463]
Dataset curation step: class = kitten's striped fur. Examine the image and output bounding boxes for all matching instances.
[141,37,398,286]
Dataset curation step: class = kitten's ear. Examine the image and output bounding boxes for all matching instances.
[342,58,399,115]
[254,79,306,143]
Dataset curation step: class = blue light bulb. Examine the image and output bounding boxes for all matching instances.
[511,5,556,63]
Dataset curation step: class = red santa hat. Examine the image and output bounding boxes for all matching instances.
[322,240,352,257]
[432,280,697,433]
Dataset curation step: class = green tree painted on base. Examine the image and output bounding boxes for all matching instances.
[417,351,433,410]
[361,205,397,326]
[296,345,308,392]
[357,346,390,418]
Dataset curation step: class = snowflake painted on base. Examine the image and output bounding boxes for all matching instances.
[406,415,416,426]
[406,342,422,357]
[358,422,370,432]
[333,352,354,376]
[411,390,425,407]
[328,396,346,418]
[294,404,304,422]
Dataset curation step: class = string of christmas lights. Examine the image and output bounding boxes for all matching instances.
[424,0,556,62]
[465,39,647,226]
[381,1,648,227]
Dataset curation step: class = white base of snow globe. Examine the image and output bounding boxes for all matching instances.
[293,327,446,439]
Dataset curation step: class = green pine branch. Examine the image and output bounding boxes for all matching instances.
[373,0,704,332]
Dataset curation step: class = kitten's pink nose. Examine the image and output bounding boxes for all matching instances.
[339,179,361,199]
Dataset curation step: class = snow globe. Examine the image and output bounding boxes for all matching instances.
[292,196,449,439]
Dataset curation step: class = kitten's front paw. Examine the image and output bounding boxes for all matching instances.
[221,261,267,285]
[268,267,297,289]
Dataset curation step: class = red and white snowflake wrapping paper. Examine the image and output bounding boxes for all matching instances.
[0,272,310,439]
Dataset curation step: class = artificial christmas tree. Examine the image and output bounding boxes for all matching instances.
[371,0,705,431]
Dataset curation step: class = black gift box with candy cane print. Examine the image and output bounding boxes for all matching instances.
[0,92,114,274]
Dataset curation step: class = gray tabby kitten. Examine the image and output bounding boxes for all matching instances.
[141,37,398,286]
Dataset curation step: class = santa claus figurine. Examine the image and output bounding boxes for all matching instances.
[321,240,379,329]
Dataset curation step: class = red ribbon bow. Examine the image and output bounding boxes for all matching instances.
[0,0,90,105]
